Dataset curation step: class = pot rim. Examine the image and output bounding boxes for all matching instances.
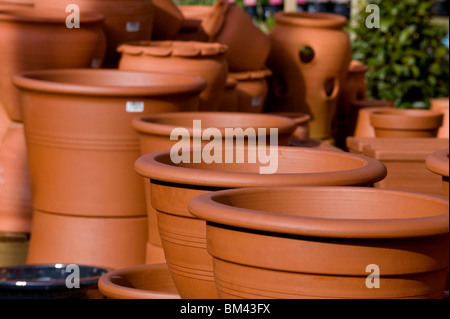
[228,68,273,81]
[0,6,105,23]
[273,11,347,29]
[134,146,387,187]
[370,109,444,130]
[132,112,297,137]
[12,69,207,97]
[188,186,449,239]
[97,263,180,299]
[426,148,449,178]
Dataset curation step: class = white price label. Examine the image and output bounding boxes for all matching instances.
[126,101,144,113]
[126,21,140,32]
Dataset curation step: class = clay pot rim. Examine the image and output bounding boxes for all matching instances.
[350,100,394,108]
[12,69,207,97]
[348,60,368,73]
[266,112,311,126]
[188,186,449,239]
[228,68,273,81]
[370,109,444,130]
[134,146,387,187]
[0,6,105,23]
[117,40,228,58]
[132,112,297,137]
[426,148,449,178]
[97,263,180,299]
[273,11,347,29]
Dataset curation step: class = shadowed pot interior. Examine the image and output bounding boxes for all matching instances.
[188,186,449,299]
[134,146,387,298]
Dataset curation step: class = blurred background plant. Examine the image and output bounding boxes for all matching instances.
[350,0,449,109]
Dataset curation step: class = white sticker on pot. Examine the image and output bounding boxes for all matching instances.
[251,96,263,107]
[126,101,144,113]
[126,21,140,32]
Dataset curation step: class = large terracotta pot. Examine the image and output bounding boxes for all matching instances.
[352,100,394,138]
[118,40,228,111]
[134,147,387,299]
[229,68,272,113]
[151,0,184,40]
[189,186,449,299]
[0,122,32,233]
[132,112,297,263]
[98,263,180,299]
[0,6,106,122]
[266,11,352,141]
[34,0,154,67]
[426,148,449,197]
[431,97,449,138]
[26,210,147,270]
[13,69,206,218]
[370,109,444,138]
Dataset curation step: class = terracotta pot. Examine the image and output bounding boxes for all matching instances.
[431,97,449,138]
[26,210,147,270]
[334,60,368,149]
[267,112,311,143]
[134,147,387,299]
[132,112,297,264]
[34,0,154,67]
[426,148,449,197]
[13,68,206,218]
[370,109,444,138]
[118,40,228,111]
[176,5,214,42]
[0,123,33,234]
[217,77,239,112]
[151,0,184,40]
[201,0,271,72]
[98,263,180,299]
[352,101,394,138]
[266,11,352,141]
[0,6,106,122]
[229,68,272,113]
[0,0,33,7]
[189,186,449,299]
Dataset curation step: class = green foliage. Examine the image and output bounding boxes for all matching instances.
[350,0,449,108]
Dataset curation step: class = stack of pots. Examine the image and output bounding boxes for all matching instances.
[12,68,206,270]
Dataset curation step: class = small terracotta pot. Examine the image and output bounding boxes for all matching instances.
[352,101,394,138]
[0,6,106,122]
[0,122,33,234]
[13,69,206,218]
[189,186,449,299]
[426,148,449,197]
[229,68,272,113]
[134,147,387,299]
[217,77,239,112]
[431,97,449,138]
[132,112,297,263]
[176,5,214,42]
[118,40,228,111]
[152,0,184,40]
[201,0,271,72]
[370,109,444,138]
[34,0,154,67]
[266,112,311,143]
[98,263,180,299]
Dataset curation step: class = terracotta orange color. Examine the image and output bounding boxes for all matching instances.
[0,122,33,233]
[118,40,228,111]
[176,4,213,42]
[189,186,449,299]
[431,97,449,138]
[0,0,33,7]
[13,69,205,218]
[132,112,297,264]
[266,11,352,141]
[151,0,184,40]
[267,112,311,143]
[426,148,449,197]
[229,68,272,113]
[370,109,444,138]
[0,6,106,122]
[26,210,147,270]
[98,263,180,299]
[134,147,387,299]
[352,101,394,138]
[34,0,154,67]
[217,77,239,112]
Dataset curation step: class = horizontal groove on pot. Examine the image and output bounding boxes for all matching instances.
[167,262,215,282]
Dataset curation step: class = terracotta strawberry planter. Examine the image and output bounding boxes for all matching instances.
[266,11,352,141]
[431,97,449,138]
[34,0,154,67]
[229,68,272,113]
[152,0,184,40]
[26,210,147,270]
[132,112,297,264]
[98,263,180,299]
[217,77,239,112]
[426,148,449,197]
[189,186,449,299]
[134,147,387,298]
[13,69,205,218]
[352,101,394,138]
[370,109,444,138]
[118,40,228,111]
[0,6,106,122]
